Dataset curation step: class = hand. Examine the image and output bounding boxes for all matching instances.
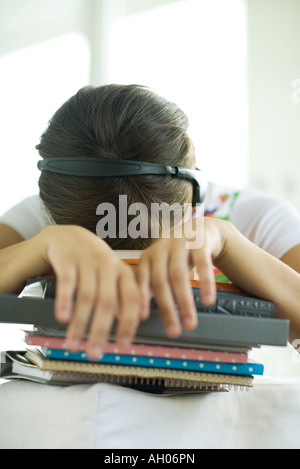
[135,217,227,338]
[40,225,142,359]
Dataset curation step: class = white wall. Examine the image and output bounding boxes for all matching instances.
[0,0,248,216]
[106,0,248,187]
[247,0,300,210]
[1,0,299,207]
[0,0,91,55]
[88,0,182,86]
[0,0,92,214]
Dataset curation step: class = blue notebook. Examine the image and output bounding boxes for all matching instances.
[43,348,264,376]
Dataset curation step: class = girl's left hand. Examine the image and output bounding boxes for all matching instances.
[135,217,227,338]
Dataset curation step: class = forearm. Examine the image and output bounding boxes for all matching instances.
[0,224,142,357]
[0,230,50,294]
[215,221,300,342]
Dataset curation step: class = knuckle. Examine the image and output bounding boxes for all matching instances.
[135,266,147,282]
[57,270,76,286]
[70,315,88,334]
[152,275,166,291]
[194,255,210,272]
[78,289,95,304]
[90,324,109,339]
[98,296,116,312]
[156,297,176,318]
[89,312,115,340]
[119,314,138,331]
[100,251,118,267]
[124,288,140,305]
[170,266,185,283]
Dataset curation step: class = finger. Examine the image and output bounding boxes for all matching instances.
[169,249,197,331]
[135,254,152,320]
[192,250,216,305]
[86,264,118,360]
[65,264,97,352]
[151,250,182,338]
[116,266,141,347]
[54,264,77,323]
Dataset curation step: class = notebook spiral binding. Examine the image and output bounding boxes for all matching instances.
[49,370,251,392]
[35,356,253,392]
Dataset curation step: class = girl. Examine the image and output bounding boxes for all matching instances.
[1,84,300,360]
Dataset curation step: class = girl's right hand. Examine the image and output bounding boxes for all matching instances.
[39,225,142,359]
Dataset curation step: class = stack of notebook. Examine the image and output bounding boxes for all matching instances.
[0,267,289,394]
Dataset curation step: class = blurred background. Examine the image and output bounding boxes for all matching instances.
[0,0,300,376]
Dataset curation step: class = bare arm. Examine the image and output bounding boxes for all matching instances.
[2,219,300,353]
[0,225,142,359]
[137,218,300,345]
[0,224,42,293]
[280,244,300,275]
[0,224,25,250]
[0,228,50,294]
[214,222,300,344]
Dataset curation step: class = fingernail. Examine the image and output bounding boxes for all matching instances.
[167,323,181,337]
[66,337,80,351]
[184,315,197,330]
[203,292,215,305]
[118,334,131,348]
[58,309,71,322]
[140,304,149,320]
[86,343,103,360]
[92,345,103,359]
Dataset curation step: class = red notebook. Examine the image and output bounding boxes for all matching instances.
[25,333,248,364]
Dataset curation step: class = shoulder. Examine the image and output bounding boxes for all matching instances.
[204,181,300,223]
[204,182,300,258]
[203,181,242,220]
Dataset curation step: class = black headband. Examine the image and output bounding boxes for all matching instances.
[37,157,205,206]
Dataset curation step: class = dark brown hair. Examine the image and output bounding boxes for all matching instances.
[37,84,194,249]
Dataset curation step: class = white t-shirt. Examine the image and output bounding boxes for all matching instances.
[1,182,300,261]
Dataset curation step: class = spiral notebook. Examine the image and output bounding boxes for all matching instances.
[0,350,254,394]
[0,266,289,394]
[42,347,263,376]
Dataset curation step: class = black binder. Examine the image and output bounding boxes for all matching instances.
[0,276,289,348]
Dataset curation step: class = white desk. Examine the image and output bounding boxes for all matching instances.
[1,375,300,449]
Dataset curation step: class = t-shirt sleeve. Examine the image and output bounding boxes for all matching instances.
[0,195,51,240]
[230,188,300,259]
[204,182,300,259]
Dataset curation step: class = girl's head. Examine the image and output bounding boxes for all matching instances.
[37,84,195,249]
